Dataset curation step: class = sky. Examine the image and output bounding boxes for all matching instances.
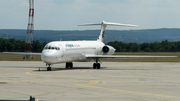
[0,0,180,30]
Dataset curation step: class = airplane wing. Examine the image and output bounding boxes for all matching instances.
[3,52,42,55]
[85,55,177,59]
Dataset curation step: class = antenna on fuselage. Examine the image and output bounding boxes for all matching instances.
[78,21,138,42]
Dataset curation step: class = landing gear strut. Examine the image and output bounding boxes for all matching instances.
[47,64,51,71]
[93,59,100,69]
[66,62,73,69]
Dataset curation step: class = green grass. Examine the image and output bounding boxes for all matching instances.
[0,53,41,61]
[0,52,179,62]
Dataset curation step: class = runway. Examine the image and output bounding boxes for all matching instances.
[0,61,180,101]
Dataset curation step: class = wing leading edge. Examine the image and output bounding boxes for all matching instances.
[85,55,177,59]
[3,52,42,55]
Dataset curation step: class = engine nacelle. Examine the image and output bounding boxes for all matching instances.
[102,45,116,55]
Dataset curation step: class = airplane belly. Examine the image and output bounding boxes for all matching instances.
[63,53,84,61]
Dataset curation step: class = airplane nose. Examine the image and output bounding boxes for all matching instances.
[41,52,58,64]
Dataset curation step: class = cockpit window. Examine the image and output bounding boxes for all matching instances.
[43,45,60,50]
[44,46,48,49]
[44,45,48,49]
[51,47,55,50]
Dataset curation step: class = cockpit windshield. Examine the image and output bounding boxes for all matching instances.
[44,45,60,50]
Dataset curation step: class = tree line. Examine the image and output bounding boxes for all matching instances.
[107,40,180,52]
[1,38,180,52]
[0,38,47,52]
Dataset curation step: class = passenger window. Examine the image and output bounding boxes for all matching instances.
[51,47,55,50]
[55,47,57,50]
[57,47,60,50]
[48,46,51,49]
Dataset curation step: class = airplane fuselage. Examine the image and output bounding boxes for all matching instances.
[4,21,139,70]
[41,40,105,64]
[5,21,175,71]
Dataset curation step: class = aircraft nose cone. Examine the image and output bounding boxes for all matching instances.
[41,52,57,64]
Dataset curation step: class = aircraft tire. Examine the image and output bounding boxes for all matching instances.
[97,63,100,69]
[66,63,69,68]
[93,63,96,69]
[70,63,73,69]
[47,67,51,71]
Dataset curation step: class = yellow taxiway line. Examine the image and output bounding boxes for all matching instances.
[75,84,180,99]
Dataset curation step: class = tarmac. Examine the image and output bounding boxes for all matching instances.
[0,61,180,101]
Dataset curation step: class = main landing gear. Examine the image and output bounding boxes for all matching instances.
[46,63,73,71]
[46,61,100,71]
[93,59,100,69]
[47,64,51,71]
[66,62,73,69]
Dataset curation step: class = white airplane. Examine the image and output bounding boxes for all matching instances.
[4,21,177,71]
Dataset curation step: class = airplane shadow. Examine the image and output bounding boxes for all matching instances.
[4,66,149,71]
[33,67,103,71]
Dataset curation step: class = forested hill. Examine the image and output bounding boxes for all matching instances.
[0,28,180,43]
[1,38,180,52]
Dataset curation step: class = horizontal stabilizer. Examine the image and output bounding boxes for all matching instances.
[78,21,138,42]
[78,21,138,27]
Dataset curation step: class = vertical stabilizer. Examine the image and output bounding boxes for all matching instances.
[98,21,107,42]
[78,21,138,42]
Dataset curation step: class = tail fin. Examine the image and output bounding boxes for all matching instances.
[78,21,138,42]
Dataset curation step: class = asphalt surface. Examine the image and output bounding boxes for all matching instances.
[0,61,180,101]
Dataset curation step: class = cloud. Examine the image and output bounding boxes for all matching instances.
[0,0,180,30]
[52,0,76,4]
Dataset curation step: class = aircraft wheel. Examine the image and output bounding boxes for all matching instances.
[47,67,51,71]
[93,63,96,69]
[66,62,73,69]
[66,63,69,68]
[70,63,73,69]
[97,63,100,69]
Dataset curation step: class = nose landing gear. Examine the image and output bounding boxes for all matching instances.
[46,64,51,71]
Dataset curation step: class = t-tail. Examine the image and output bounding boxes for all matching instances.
[78,21,138,42]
